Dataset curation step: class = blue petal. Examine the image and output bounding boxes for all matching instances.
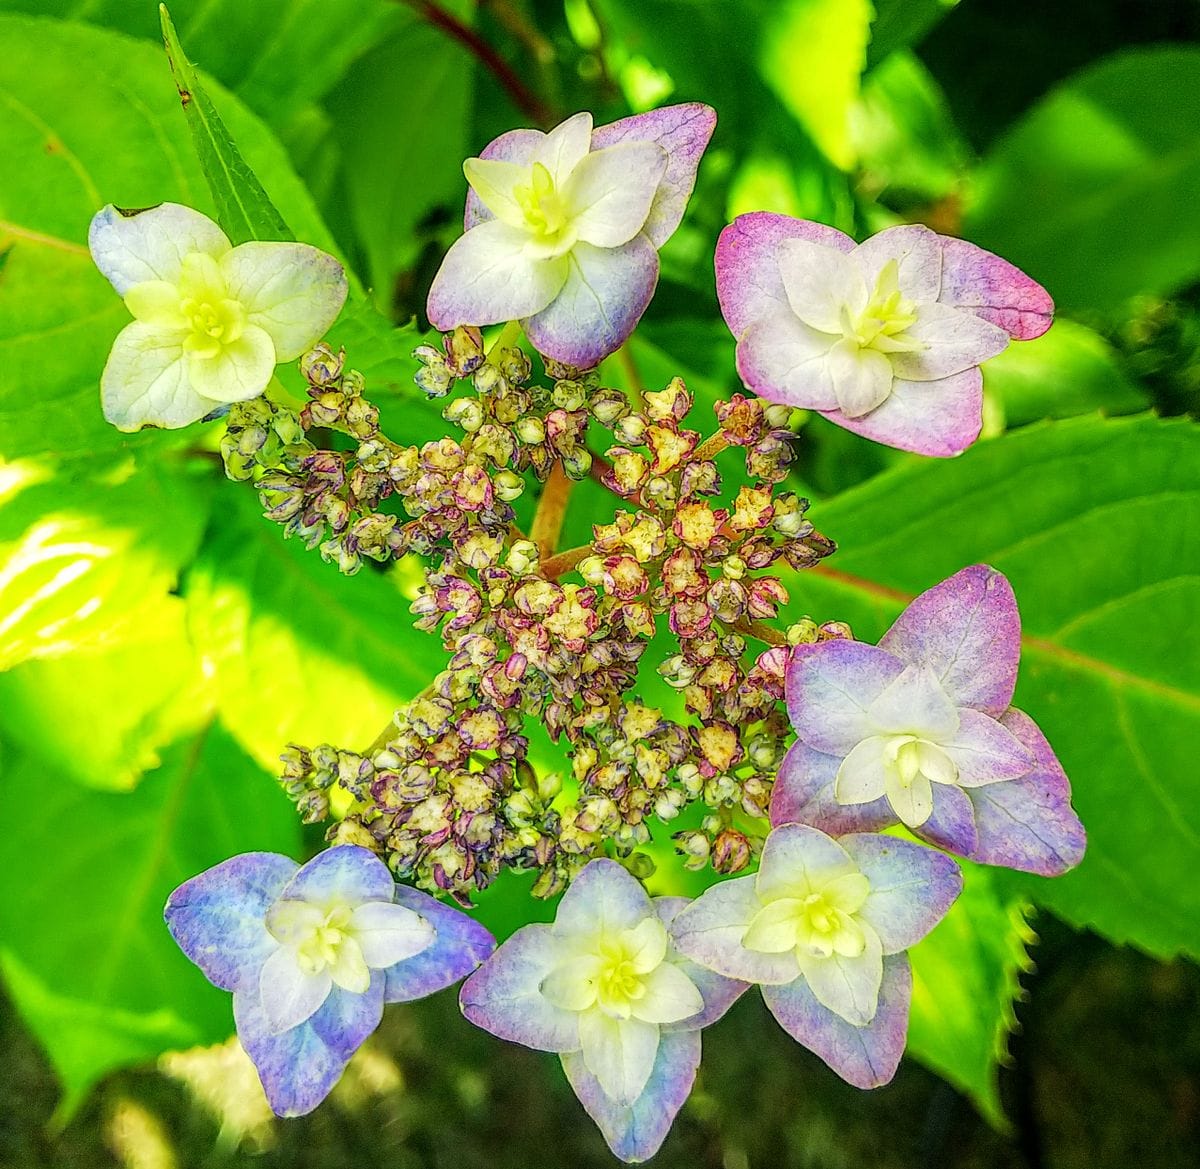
[234,973,384,1117]
[164,852,297,991]
[761,953,911,1088]
[384,885,496,1002]
[280,845,394,906]
[561,1029,701,1163]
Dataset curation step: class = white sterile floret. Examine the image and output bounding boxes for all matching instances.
[258,895,432,1034]
[89,203,347,432]
[540,913,703,1104]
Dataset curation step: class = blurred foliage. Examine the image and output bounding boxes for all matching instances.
[1,0,1198,1164]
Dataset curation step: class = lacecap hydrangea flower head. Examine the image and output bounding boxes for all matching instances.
[89,203,347,431]
[716,214,1053,455]
[671,823,961,1087]
[164,844,494,1115]
[427,104,715,370]
[772,565,1086,873]
[460,859,746,1162]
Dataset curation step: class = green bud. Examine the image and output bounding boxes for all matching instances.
[515,416,545,444]
[562,448,593,481]
[444,397,485,433]
[494,469,526,501]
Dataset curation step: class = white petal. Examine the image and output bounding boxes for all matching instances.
[578,1010,659,1105]
[541,954,605,1012]
[866,666,960,739]
[534,111,594,185]
[101,321,215,432]
[888,302,1010,382]
[328,939,372,994]
[734,312,839,410]
[265,899,325,946]
[851,225,942,302]
[124,280,186,329]
[794,921,883,1026]
[630,963,704,1025]
[259,945,333,1033]
[427,220,569,329]
[89,203,230,296]
[350,901,435,968]
[884,768,935,828]
[627,916,669,975]
[742,899,804,953]
[220,242,348,361]
[462,158,530,228]
[828,339,894,417]
[778,238,867,333]
[564,140,667,248]
[187,324,276,403]
[834,736,891,805]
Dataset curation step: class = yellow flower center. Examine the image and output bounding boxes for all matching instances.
[268,900,360,977]
[841,259,924,354]
[595,938,649,1013]
[514,162,570,240]
[176,252,246,359]
[743,872,871,960]
[884,734,958,791]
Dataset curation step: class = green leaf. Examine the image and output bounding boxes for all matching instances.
[183,484,431,771]
[866,0,961,69]
[907,863,1034,1127]
[965,47,1200,312]
[0,724,301,1117]
[984,319,1149,429]
[0,461,209,671]
[321,9,476,305]
[160,4,292,244]
[0,594,209,790]
[783,415,1200,959]
[757,0,874,171]
[0,11,341,462]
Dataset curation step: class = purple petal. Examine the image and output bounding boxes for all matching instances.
[939,236,1054,341]
[817,366,984,457]
[280,845,394,906]
[965,708,1086,875]
[590,102,717,249]
[164,852,297,992]
[785,640,905,755]
[233,975,383,1117]
[879,565,1021,716]
[523,236,659,369]
[463,127,543,230]
[384,885,496,1002]
[459,923,579,1052]
[914,783,979,856]
[654,898,748,1031]
[669,876,799,985]
[715,212,855,339]
[943,708,1035,786]
[557,859,655,936]
[561,1028,701,1163]
[761,953,911,1089]
[838,835,963,953]
[770,741,895,834]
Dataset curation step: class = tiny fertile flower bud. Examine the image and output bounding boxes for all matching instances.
[562,448,593,481]
[507,539,541,575]
[711,828,752,874]
[302,343,345,387]
[577,555,606,586]
[589,387,629,425]
[494,469,526,502]
[643,377,691,422]
[445,325,485,377]
[444,396,485,433]
[674,829,711,871]
[515,416,546,444]
[552,379,588,411]
[614,413,646,445]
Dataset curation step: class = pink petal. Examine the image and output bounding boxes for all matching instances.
[785,639,906,756]
[879,565,1021,716]
[653,898,749,1031]
[965,708,1086,875]
[887,302,1010,383]
[817,366,984,457]
[939,236,1054,341]
[770,741,895,834]
[590,102,717,248]
[761,953,911,1088]
[522,235,659,368]
[715,212,855,339]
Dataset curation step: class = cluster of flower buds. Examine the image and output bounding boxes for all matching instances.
[270,341,850,894]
